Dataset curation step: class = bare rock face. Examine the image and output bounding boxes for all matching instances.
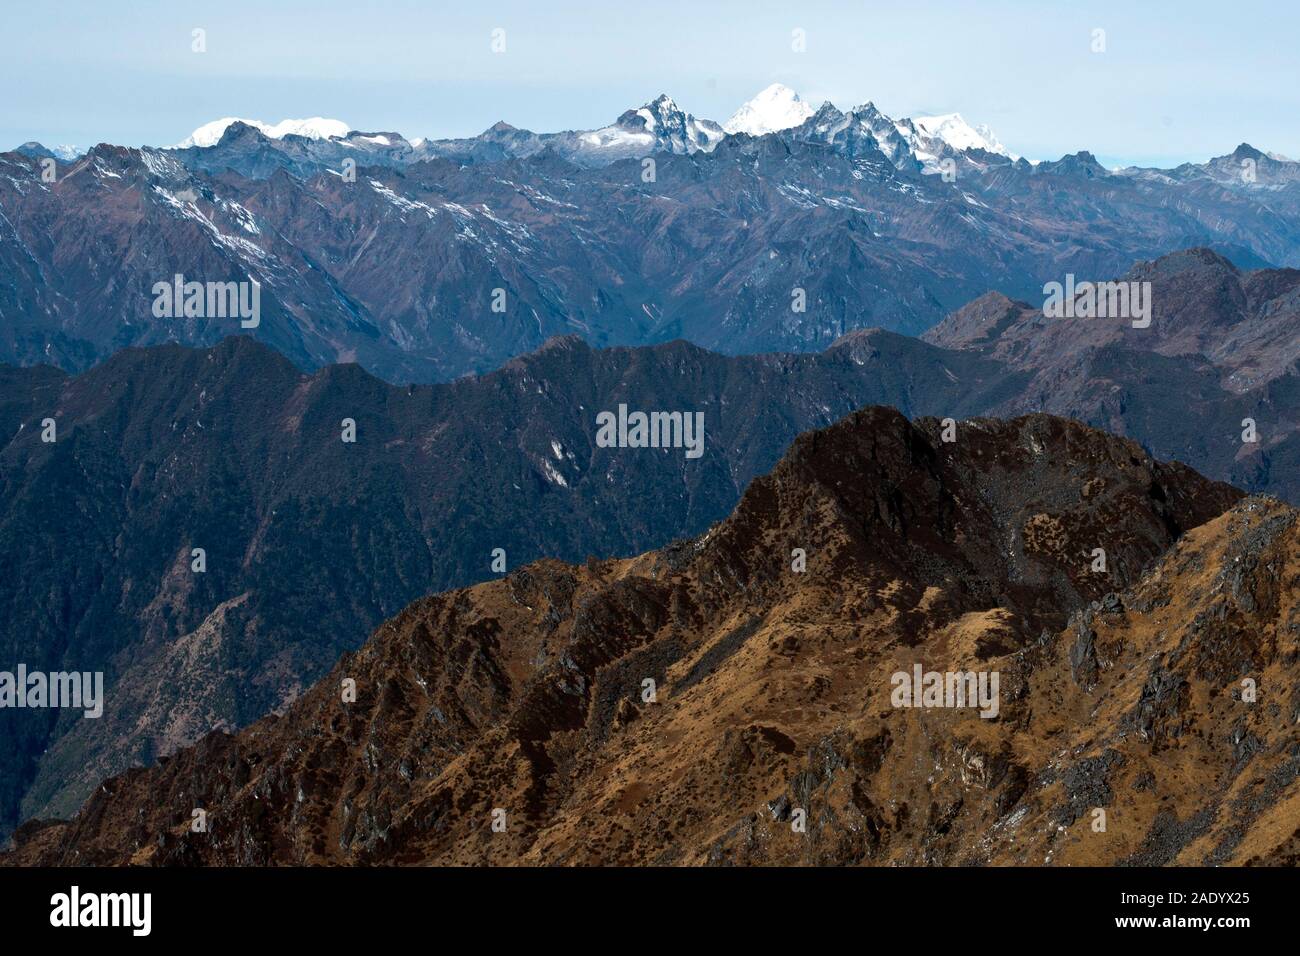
[10,406,1276,868]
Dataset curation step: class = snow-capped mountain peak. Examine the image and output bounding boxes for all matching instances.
[173,117,352,149]
[723,84,815,136]
[640,94,681,126]
[909,113,1016,159]
[582,94,724,156]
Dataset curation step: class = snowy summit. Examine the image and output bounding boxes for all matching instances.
[173,117,352,149]
[723,84,815,136]
[909,113,1016,159]
[156,94,1021,172]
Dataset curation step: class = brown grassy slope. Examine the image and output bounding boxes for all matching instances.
[5,406,1263,866]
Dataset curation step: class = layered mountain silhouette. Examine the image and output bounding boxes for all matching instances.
[5,86,1300,865]
[2,245,1297,839]
[4,90,1300,382]
[12,406,1287,866]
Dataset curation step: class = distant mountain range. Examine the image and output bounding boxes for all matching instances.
[4,86,1300,382]
[18,84,1016,171]
[0,246,1296,839]
[15,405,1288,866]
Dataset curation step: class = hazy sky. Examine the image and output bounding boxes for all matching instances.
[4,0,1297,167]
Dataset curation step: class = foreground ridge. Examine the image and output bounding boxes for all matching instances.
[10,407,1285,866]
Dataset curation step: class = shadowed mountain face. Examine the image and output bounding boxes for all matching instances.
[923,248,1300,505]
[925,247,1300,393]
[0,332,1020,836]
[4,113,1300,383]
[4,407,1261,866]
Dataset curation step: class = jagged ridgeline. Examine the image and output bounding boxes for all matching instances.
[13,407,1294,867]
[4,84,1298,384]
[0,333,1020,837]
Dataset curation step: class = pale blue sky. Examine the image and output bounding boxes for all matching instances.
[4,0,1296,167]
